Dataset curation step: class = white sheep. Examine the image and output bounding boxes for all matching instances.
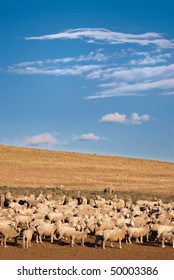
[14,214,33,228]
[57,226,77,241]
[102,225,127,249]
[0,223,21,247]
[127,225,149,244]
[151,224,174,239]
[70,229,90,247]
[161,231,174,248]
[23,226,35,249]
[36,222,58,243]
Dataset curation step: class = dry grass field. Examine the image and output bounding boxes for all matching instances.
[0,144,173,200]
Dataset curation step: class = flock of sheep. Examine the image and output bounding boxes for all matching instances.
[0,190,174,251]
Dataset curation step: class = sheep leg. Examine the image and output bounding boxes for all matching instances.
[110,241,113,248]
[70,238,74,247]
[162,239,165,248]
[136,237,140,243]
[1,237,4,246]
[4,236,7,247]
[140,236,143,244]
[53,234,58,241]
[81,238,84,247]
[36,234,39,243]
[102,240,106,249]
[128,236,132,244]
[29,239,32,247]
[23,237,26,249]
[39,234,42,243]
[119,239,122,249]
[146,234,149,242]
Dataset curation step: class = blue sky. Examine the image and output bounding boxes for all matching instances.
[0,0,174,162]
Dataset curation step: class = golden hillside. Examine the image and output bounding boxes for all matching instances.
[0,145,173,196]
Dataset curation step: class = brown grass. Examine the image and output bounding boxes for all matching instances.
[0,145,173,200]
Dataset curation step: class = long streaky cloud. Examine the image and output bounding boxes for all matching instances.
[25,28,174,48]
[87,78,174,99]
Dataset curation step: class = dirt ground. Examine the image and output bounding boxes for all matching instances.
[0,237,173,260]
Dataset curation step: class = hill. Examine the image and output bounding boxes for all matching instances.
[0,145,173,197]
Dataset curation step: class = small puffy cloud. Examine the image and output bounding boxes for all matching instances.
[73,133,106,141]
[100,112,126,123]
[129,113,150,124]
[23,133,60,146]
[100,112,151,125]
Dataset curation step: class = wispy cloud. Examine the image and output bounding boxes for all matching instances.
[129,54,171,66]
[72,132,106,141]
[87,63,174,99]
[7,50,106,77]
[100,112,151,124]
[7,34,174,99]
[161,91,174,96]
[25,28,174,49]
[8,63,102,76]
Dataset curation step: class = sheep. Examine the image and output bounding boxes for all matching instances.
[87,222,101,237]
[0,224,21,247]
[96,220,116,231]
[133,216,150,228]
[112,198,125,211]
[150,224,174,239]
[70,229,90,247]
[57,226,77,242]
[36,222,58,243]
[102,225,127,249]
[127,225,149,244]
[14,214,33,228]
[161,231,174,248]
[0,219,18,230]
[46,211,64,223]
[23,226,35,249]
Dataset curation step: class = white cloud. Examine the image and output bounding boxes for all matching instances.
[25,28,174,49]
[129,113,150,124]
[7,50,106,77]
[102,63,174,81]
[129,53,171,66]
[7,43,174,99]
[23,133,60,146]
[100,112,151,124]
[161,91,174,96]
[8,64,102,76]
[100,112,126,123]
[73,133,106,141]
[87,78,174,99]
[86,61,174,99]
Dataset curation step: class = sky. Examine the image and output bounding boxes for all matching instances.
[0,0,174,162]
